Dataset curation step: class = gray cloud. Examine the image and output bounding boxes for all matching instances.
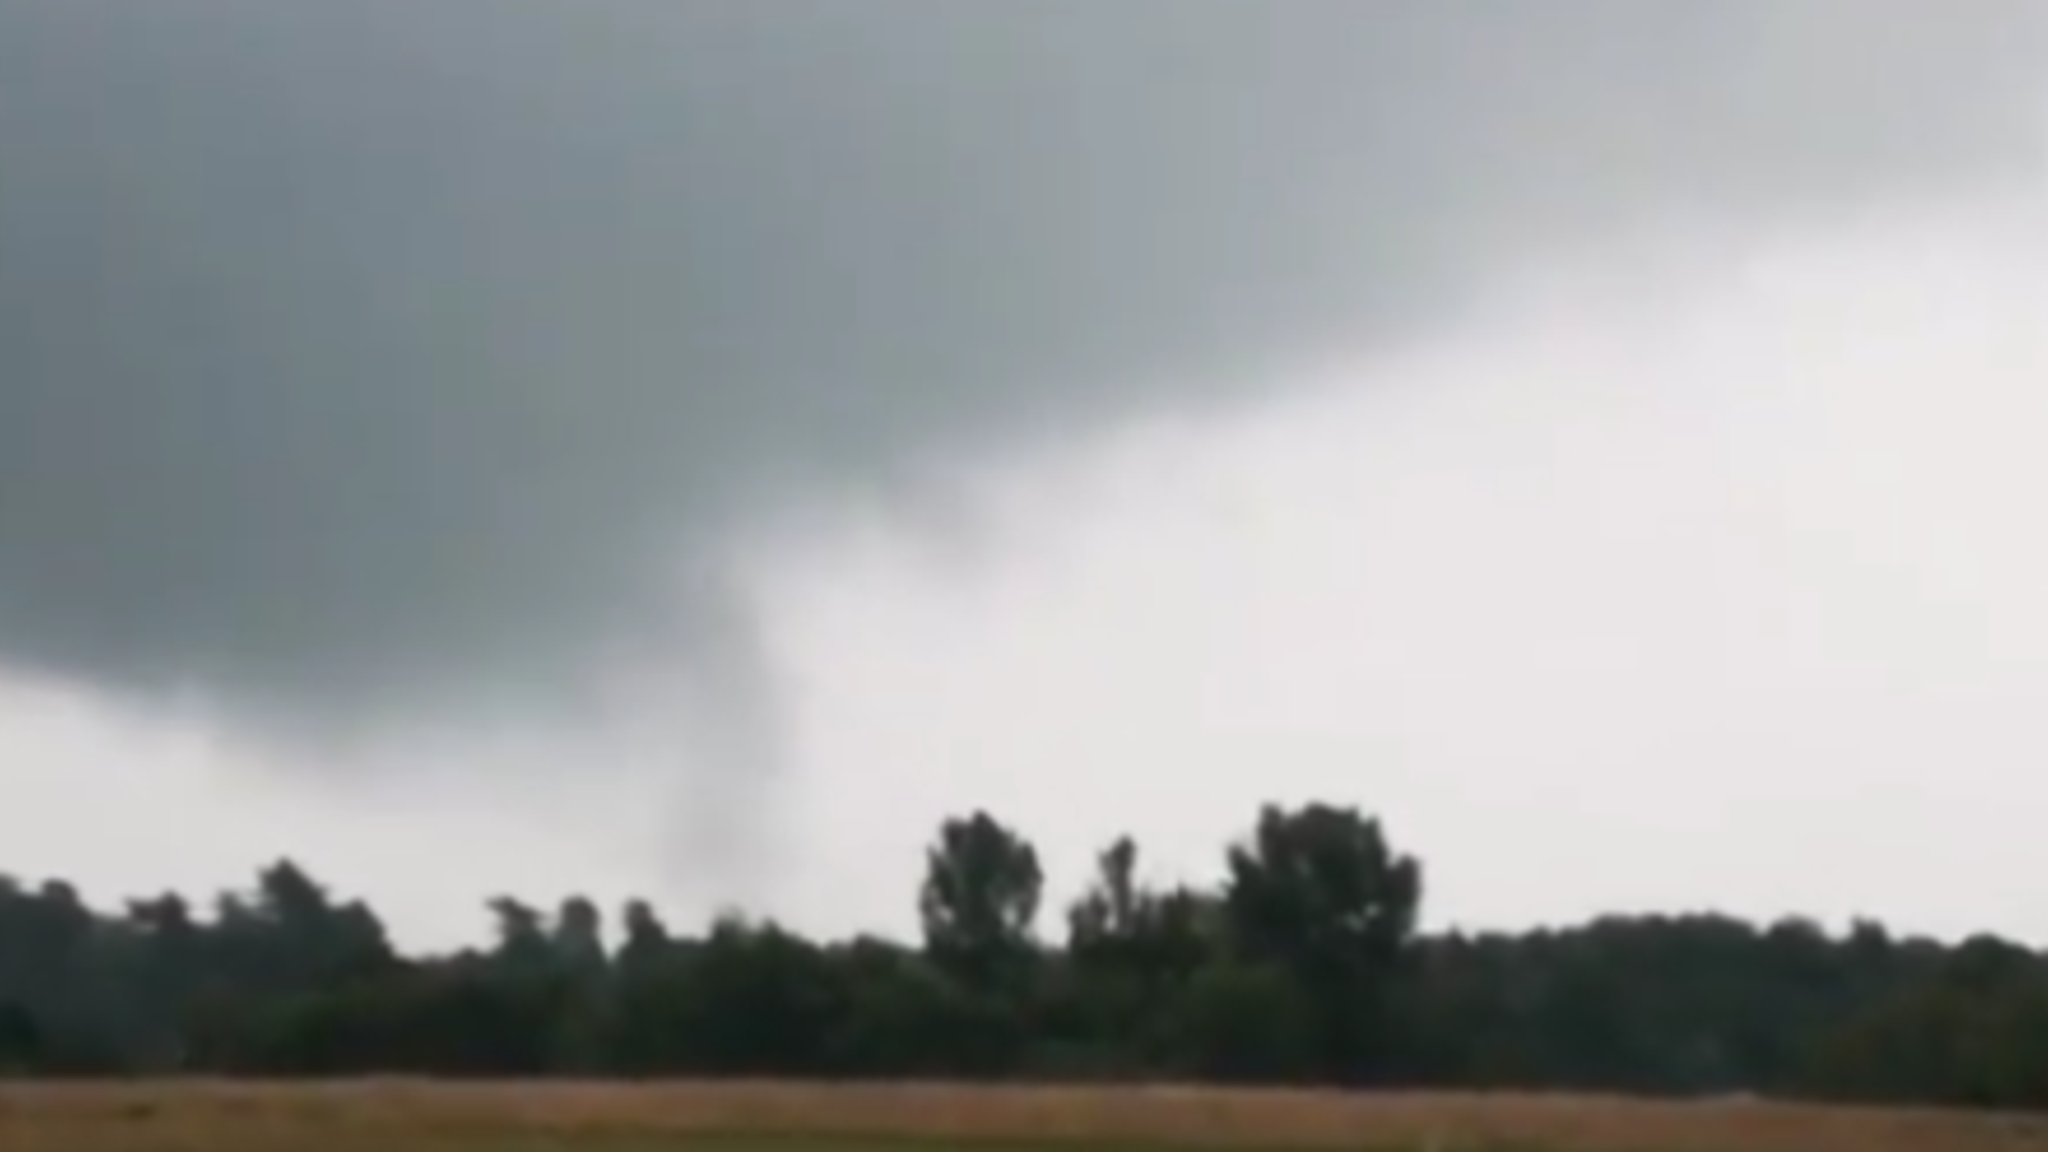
[0,1,2043,723]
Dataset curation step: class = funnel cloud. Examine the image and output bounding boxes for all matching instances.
[0,1,2044,731]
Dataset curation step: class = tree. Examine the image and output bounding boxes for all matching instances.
[918,810,1044,995]
[1061,836,1222,1073]
[0,795,2046,1105]
[487,897,553,973]
[1068,836,1142,952]
[551,896,607,972]
[617,899,670,969]
[1223,803,1422,1082]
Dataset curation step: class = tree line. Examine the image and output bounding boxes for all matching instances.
[0,801,2043,1109]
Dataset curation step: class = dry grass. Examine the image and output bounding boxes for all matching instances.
[0,1080,2045,1152]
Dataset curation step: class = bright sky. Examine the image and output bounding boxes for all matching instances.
[6,169,2048,952]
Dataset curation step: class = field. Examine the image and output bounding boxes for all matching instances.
[0,1080,2045,1152]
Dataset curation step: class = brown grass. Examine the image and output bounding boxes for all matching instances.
[0,1080,2045,1152]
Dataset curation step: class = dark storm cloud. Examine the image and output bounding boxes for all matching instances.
[0,1,2043,719]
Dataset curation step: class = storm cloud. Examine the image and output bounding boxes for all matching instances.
[1,1,2044,726]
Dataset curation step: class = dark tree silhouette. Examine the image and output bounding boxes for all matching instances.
[0,801,2040,1111]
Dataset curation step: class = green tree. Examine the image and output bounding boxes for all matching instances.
[1223,803,1422,1082]
[918,810,1044,996]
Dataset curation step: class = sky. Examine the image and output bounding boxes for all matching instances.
[2,2,2048,951]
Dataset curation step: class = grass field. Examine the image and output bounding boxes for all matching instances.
[0,1080,2044,1152]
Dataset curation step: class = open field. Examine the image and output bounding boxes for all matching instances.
[1,1080,2046,1152]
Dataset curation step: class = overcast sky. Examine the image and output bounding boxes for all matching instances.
[2,2,2048,950]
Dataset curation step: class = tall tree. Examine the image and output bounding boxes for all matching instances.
[918,810,1043,996]
[1068,836,1142,952]
[1223,803,1422,1082]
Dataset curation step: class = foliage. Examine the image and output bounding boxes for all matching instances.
[0,802,2041,1109]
